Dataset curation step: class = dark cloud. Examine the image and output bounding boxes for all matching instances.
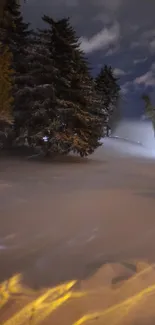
[22,0,155,117]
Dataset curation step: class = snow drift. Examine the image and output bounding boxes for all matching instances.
[112,119,155,150]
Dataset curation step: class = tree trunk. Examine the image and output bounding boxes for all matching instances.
[106,125,109,137]
[0,0,6,18]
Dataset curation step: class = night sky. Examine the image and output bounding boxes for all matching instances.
[22,0,155,118]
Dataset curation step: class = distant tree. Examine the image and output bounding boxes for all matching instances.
[95,65,120,135]
[142,94,155,135]
[142,94,152,113]
[0,45,13,125]
[109,96,122,133]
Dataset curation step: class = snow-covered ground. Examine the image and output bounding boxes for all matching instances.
[1,134,155,324]
[102,137,155,159]
[101,119,155,159]
[112,119,155,150]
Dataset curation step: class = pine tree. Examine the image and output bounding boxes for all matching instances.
[0,0,32,72]
[13,32,63,153]
[0,45,13,125]
[40,16,104,156]
[95,65,120,134]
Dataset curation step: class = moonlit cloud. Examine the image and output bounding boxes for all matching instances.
[133,57,147,65]
[113,68,126,76]
[130,27,155,53]
[134,72,155,86]
[121,81,131,95]
[134,63,155,87]
[80,23,120,54]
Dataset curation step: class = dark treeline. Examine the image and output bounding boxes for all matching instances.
[0,0,120,157]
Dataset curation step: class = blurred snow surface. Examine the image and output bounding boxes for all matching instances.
[101,119,155,159]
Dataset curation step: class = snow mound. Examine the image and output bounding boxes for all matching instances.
[112,119,155,150]
[101,137,155,159]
